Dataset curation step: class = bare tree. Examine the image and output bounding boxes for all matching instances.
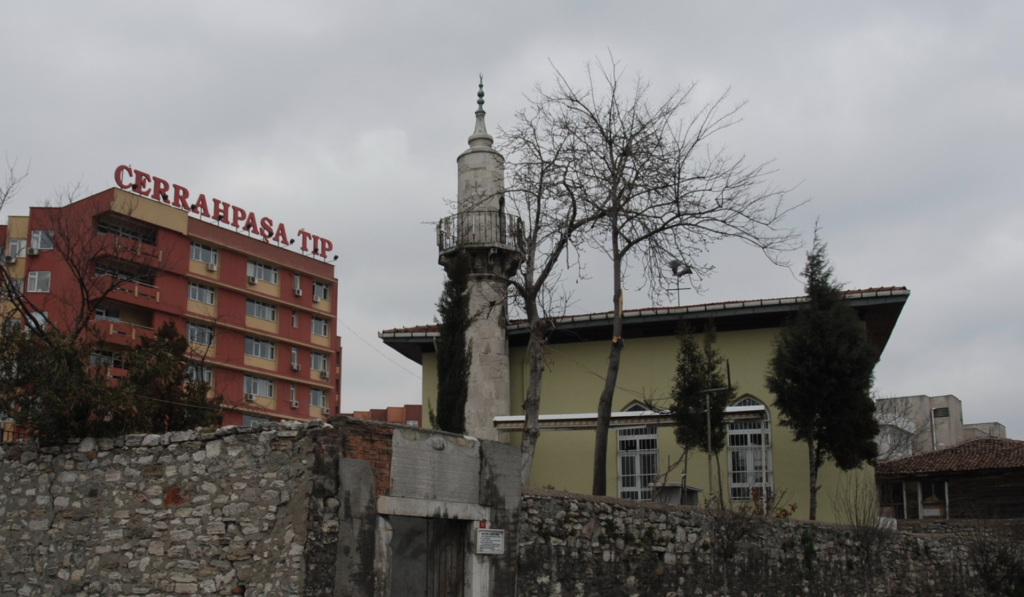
[499,99,600,485]
[524,57,800,495]
[874,393,923,462]
[2,186,166,340]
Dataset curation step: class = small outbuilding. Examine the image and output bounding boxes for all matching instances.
[875,437,1024,519]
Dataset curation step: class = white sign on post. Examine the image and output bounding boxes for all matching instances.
[476,529,505,555]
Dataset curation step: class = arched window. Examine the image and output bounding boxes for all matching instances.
[617,403,659,501]
[727,395,774,502]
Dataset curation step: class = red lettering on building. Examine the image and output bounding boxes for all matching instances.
[114,165,133,189]
[172,184,190,210]
[192,194,211,218]
[113,165,334,257]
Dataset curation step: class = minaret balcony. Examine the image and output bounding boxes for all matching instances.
[437,211,521,255]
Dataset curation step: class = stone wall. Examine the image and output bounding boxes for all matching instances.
[517,488,1021,597]
[0,422,320,597]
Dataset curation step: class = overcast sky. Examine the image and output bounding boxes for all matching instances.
[2,2,1021,437]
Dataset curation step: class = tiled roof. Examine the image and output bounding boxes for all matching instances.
[379,286,909,336]
[876,438,1024,476]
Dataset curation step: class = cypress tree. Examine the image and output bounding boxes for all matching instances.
[432,253,472,433]
[669,322,734,505]
[766,233,880,520]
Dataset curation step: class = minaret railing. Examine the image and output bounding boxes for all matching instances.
[437,211,521,254]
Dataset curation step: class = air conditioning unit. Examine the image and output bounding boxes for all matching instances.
[27,248,39,257]
[289,399,299,409]
[293,288,303,297]
[3,255,16,264]
[206,262,218,272]
[312,296,321,304]
[322,407,330,415]
[319,370,329,380]
[247,276,258,285]
[291,363,301,372]
[244,393,256,402]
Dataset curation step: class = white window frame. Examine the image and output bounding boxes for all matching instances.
[313,281,330,301]
[244,375,275,398]
[188,282,215,305]
[290,346,299,366]
[31,230,54,250]
[27,271,51,293]
[187,322,214,346]
[616,404,659,501]
[244,336,276,360]
[292,310,298,328]
[247,260,279,284]
[310,388,326,409]
[190,242,218,265]
[186,363,212,385]
[293,273,301,291]
[7,239,26,258]
[95,306,121,322]
[311,352,327,372]
[727,397,774,503]
[27,312,48,331]
[245,299,277,322]
[312,316,329,337]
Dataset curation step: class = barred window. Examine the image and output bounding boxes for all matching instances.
[727,396,773,502]
[617,404,658,501]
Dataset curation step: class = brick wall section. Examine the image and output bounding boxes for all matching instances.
[336,418,395,496]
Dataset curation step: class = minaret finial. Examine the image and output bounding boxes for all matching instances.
[468,75,493,148]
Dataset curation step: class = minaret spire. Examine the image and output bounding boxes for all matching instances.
[468,75,493,148]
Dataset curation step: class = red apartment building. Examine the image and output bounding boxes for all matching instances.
[0,170,341,428]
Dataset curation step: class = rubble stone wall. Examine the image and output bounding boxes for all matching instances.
[0,423,326,597]
[517,488,1020,597]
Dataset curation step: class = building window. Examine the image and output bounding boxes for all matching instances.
[27,271,51,293]
[190,242,218,266]
[30,230,54,251]
[186,363,212,385]
[245,299,277,322]
[290,383,296,402]
[7,239,26,258]
[244,336,276,360]
[97,215,156,245]
[188,282,215,305]
[26,312,48,331]
[247,260,278,284]
[617,404,659,501]
[312,317,328,337]
[187,322,214,346]
[313,281,330,302]
[727,396,773,502]
[244,375,274,398]
[290,346,299,366]
[4,278,24,300]
[293,273,301,291]
[94,306,121,322]
[310,388,326,408]
[242,414,272,427]
[311,352,327,372]
[292,310,298,328]
[95,264,154,286]
[90,350,125,369]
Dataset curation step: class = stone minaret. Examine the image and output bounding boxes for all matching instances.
[437,80,520,441]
